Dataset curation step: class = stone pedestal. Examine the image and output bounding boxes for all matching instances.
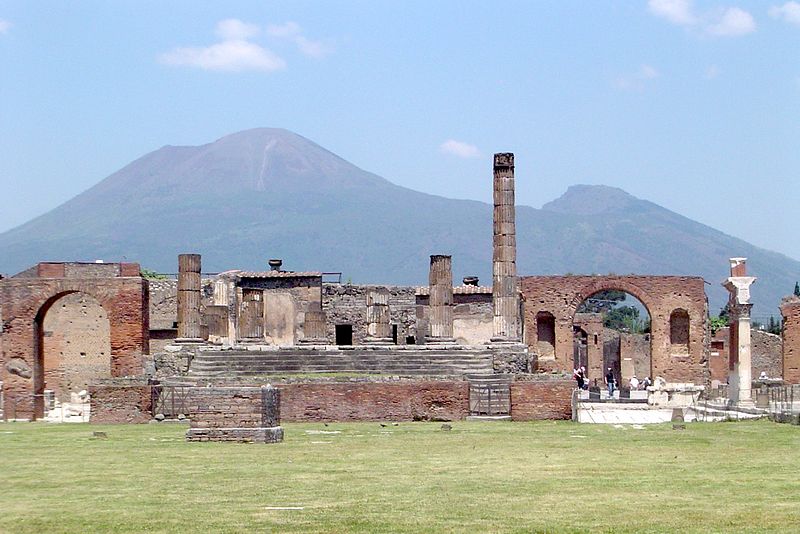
[491,153,521,342]
[364,288,393,344]
[185,386,283,443]
[426,255,455,343]
[177,253,203,342]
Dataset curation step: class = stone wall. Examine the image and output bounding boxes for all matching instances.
[323,284,417,345]
[520,275,708,384]
[709,327,783,384]
[89,379,152,423]
[509,378,573,421]
[416,291,494,345]
[41,292,112,401]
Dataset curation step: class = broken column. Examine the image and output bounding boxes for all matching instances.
[177,253,203,342]
[365,288,393,344]
[723,258,756,405]
[492,153,521,342]
[426,255,454,343]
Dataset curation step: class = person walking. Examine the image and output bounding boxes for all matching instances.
[605,367,615,398]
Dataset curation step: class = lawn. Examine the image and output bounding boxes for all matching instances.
[1,420,798,533]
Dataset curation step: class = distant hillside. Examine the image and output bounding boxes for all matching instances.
[0,128,797,316]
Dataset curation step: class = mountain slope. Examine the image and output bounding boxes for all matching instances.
[0,128,797,316]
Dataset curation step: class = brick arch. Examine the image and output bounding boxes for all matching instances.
[0,263,148,420]
[519,275,707,384]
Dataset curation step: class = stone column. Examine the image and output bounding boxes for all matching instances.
[177,253,203,342]
[723,258,756,404]
[365,288,393,344]
[492,153,521,342]
[426,255,454,342]
[300,304,328,344]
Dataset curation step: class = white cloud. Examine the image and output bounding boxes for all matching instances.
[0,18,11,34]
[706,7,756,36]
[648,0,755,37]
[159,19,285,72]
[159,40,285,72]
[705,65,721,79]
[648,0,696,26]
[769,2,800,26]
[440,140,481,159]
[614,64,660,90]
[215,18,260,41]
[267,21,333,58]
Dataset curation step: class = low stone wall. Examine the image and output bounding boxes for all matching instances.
[89,379,152,424]
[510,378,573,421]
[280,381,469,422]
[186,386,283,443]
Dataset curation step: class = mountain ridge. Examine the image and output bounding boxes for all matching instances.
[0,128,797,317]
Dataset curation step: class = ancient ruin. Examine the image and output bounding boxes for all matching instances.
[0,151,796,429]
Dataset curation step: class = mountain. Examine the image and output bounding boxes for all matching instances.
[0,128,797,317]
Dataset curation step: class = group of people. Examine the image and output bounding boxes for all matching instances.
[574,366,652,396]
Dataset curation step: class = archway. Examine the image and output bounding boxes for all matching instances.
[573,289,652,391]
[33,291,111,419]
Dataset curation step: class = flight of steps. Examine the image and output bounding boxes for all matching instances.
[188,346,495,378]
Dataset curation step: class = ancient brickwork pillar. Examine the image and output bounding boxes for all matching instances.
[365,288,393,344]
[177,253,203,341]
[492,153,521,342]
[427,255,454,342]
[780,298,800,383]
[723,258,756,404]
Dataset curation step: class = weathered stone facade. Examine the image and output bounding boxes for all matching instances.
[780,297,800,383]
[322,284,417,345]
[520,275,708,384]
[0,262,149,419]
[709,327,783,384]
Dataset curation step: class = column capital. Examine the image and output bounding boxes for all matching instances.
[493,153,514,169]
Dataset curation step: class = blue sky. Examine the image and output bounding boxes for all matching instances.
[1,1,799,260]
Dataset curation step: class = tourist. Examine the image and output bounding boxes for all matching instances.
[580,366,588,390]
[573,367,585,390]
[642,376,652,389]
[605,367,615,397]
[630,375,640,390]
[759,371,768,380]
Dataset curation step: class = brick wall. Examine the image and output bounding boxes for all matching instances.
[0,267,148,420]
[89,380,152,423]
[520,275,708,384]
[781,299,800,383]
[510,379,573,421]
[280,381,469,422]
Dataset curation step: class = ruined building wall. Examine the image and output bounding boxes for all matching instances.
[0,262,148,420]
[709,327,783,384]
[780,298,800,383]
[520,275,707,384]
[323,284,417,345]
[41,293,111,401]
[416,291,494,345]
[148,278,213,352]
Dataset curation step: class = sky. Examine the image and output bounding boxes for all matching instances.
[1,1,799,260]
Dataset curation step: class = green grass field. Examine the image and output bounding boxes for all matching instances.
[1,420,798,533]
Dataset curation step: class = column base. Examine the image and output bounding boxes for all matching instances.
[364,337,395,345]
[425,337,456,344]
[174,338,205,344]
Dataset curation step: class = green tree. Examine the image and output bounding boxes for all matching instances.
[140,268,167,280]
[794,281,800,297]
[709,315,728,334]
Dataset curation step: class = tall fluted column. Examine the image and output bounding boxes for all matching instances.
[426,255,454,342]
[492,153,520,342]
[365,288,393,344]
[177,253,203,341]
[723,257,756,405]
